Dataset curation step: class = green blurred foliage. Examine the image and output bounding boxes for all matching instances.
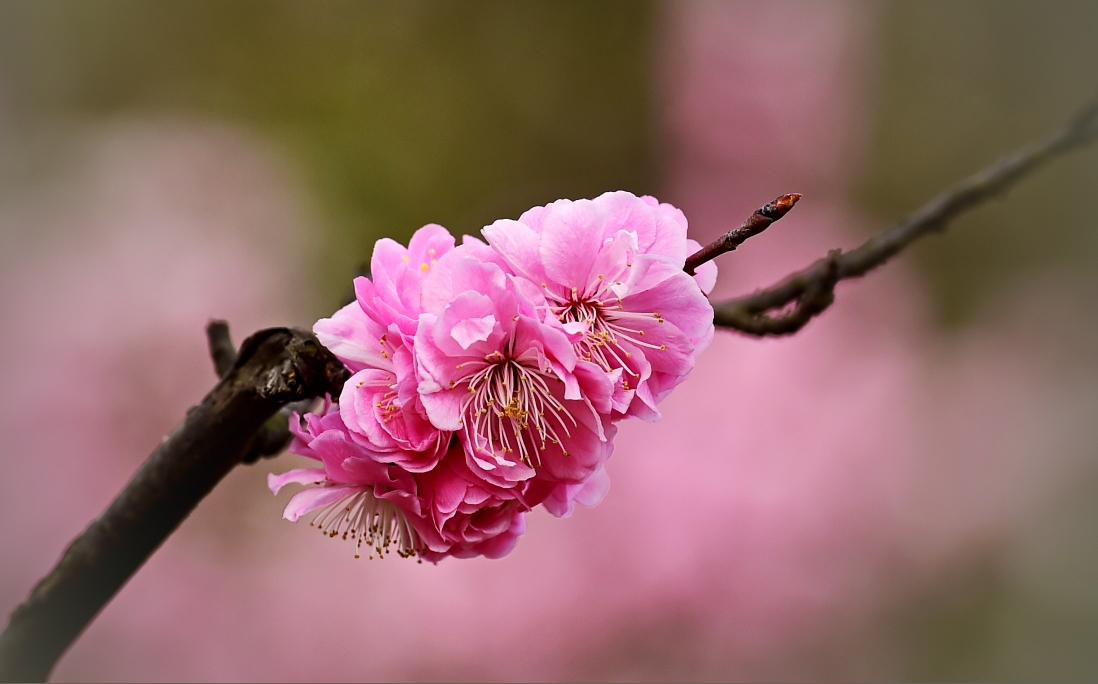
[860,0,1098,328]
[0,0,654,307]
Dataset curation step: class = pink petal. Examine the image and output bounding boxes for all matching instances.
[418,386,466,432]
[593,190,659,252]
[476,510,526,559]
[686,238,718,294]
[573,466,611,508]
[623,256,714,344]
[339,369,400,450]
[282,485,360,523]
[538,199,606,288]
[517,198,571,233]
[648,201,690,264]
[429,473,467,515]
[481,218,545,282]
[536,414,610,484]
[463,441,536,488]
[434,291,503,357]
[450,314,496,350]
[407,223,456,267]
[312,301,391,372]
[267,468,327,495]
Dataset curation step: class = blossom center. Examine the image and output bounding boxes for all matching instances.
[309,488,421,559]
[548,285,666,383]
[458,351,576,468]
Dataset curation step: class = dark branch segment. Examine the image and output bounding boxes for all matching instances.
[205,321,315,464]
[684,193,801,275]
[711,95,1098,336]
[206,320,238,378]
[0,327,349,682]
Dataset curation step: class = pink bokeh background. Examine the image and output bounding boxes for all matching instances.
[2,2,1096,680]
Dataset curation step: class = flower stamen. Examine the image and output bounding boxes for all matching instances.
[309,489,421,559]
[459,354,575,467]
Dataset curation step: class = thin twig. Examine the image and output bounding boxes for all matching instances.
[710,95,1098,336]
[684,193,801,275]
[206,320,238,378]
[0,327,350,682]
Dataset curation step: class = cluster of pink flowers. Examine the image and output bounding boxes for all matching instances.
[270,191,717,561]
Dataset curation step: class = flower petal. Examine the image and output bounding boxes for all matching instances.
[282,485,361,522]
[538,199,606,288]
[267,468,327,496]
[686,238,718,294]
[450,314,497,350]
[482,218,545,283]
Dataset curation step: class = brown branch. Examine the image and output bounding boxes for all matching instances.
[710,95,1098,336]
[205,321,315,464]
[206,319,238,378]
[0,326,350,682]
[684,193,801,275]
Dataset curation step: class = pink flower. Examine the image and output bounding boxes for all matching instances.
[270,402,528,561]
[274,196,715,562]
[482,191,716,421]
[314,225,455,472]
[415,241,617,491]
[269,403,426,559]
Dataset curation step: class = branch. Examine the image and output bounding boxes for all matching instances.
[0,326,349,682]
[710,95,1098,336]
[684,193,801,275]
[205,321,314,464]
[206,319,238,378]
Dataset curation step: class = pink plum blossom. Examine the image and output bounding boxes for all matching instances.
[314,224,455,472]
[415,241,617,492]
[270,401,527,561]
[482,191,716,421]
[270,401,426,559]
[280,197,713,560]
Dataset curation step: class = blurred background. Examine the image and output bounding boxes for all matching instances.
[1,1,1097,680]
